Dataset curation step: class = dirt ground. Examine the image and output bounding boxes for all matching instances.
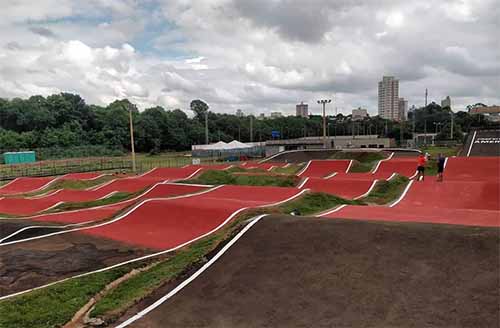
[122,215,500,328]
[0,233,153,297]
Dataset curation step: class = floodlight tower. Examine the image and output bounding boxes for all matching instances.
[317,99,332,149]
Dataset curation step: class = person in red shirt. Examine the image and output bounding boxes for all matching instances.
[416,153,427,181]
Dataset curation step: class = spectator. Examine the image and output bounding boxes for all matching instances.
[416,153,427,181]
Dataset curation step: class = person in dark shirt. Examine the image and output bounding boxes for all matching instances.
[437,153,446,182]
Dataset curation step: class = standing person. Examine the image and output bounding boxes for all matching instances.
[437,154,446,182]
[416,153,427,181]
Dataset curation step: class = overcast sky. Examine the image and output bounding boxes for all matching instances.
[0,0,498,116]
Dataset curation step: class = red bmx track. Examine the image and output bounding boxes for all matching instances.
[321,157,500,227]
[298,160,351,178]
[79,185,303,249]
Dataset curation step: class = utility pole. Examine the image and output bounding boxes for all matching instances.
[425,88,428,107]
[238,125,241,141]
[249,115,253,142]
[400,120,404,147]
[125,104,136,173]
[424,120,427,146]
[317,99,332,148]
[205,111,209,144]
[450,111,454,140]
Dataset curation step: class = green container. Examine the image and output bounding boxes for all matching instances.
[3,151,36,164]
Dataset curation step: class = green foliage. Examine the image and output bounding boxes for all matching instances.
[0,94,491,157]
[279,192,365,216]
[50,192,132,212]
[332,151,386,163]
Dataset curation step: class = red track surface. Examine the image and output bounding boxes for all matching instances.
[29,183,209,224]
[80,185,301,249]
[301,178,375,199]
[321,157,500,227]
[445,157,500,181]
[0,177,56,195]
[298,160,351,178]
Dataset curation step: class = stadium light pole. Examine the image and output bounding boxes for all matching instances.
[125,104,136,173]
[317,99,332,149]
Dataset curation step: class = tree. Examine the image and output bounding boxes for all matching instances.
[190,99,209,121]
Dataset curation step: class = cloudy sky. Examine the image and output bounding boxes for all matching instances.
[0,0,498,116]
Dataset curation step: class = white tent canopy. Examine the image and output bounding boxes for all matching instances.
[192,140,254,151]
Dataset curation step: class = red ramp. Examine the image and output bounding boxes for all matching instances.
[80,185,303,249]
[61,172,108,180]
[26,183,210,224]
[298,160,351,178]
[0,177,57,195]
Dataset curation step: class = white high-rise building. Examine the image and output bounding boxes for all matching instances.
[378,76,399,120]
[296,102,309,118]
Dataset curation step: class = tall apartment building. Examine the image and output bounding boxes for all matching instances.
[378,76,399,120]
[441,96,451,109]
[296,102,309,118]
[270,112,283,119]
[236,109,244,117]
[398,98,408,121]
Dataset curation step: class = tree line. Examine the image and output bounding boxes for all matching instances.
[0,93,494,157]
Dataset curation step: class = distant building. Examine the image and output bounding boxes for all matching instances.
[469,105,500,122]
[257,113,266,120]
[398,98,408,121]
[378,76,400,120]
[352,107,368,121]
[270,112,283,119]
[236,109,244,117]
[296,102,309,118]
[441,96,451,109]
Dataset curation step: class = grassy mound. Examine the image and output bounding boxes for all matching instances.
[185,170,298,187]
[279,192,365,216]
[361,175,409,205]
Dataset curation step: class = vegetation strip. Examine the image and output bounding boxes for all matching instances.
[182,170,299,187]
[360,175,409,205]
[47,192,133,212]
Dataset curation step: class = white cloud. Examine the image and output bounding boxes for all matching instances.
[0,0,498,116]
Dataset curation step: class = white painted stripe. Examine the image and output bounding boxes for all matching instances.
[0,189,306,300]
[345,160,354,173]
[39,201,65,213]
[182,168,203,179]
[222,165,234,171]
[354,179,379,200]
[323,172,338,180]
[29,177,61,193]
[443,157,449,169]
[389,180,414,208]
[316,204,348,217]
[296,160,312,176]
[408,170,419,180]
[25,189,63,199]
[164,182,214,188]
[283,163,291,168]
[0,221,94,244]
[0,178,20,191]
[98,191,119,200]
[296,177,310,189]
[371,152,394,174]
[266,166,275,171]
[87,178,117,191]
[466,130,477,157]
[0,186,224,247]
[115,214,268,328]
[387,173,397,181]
